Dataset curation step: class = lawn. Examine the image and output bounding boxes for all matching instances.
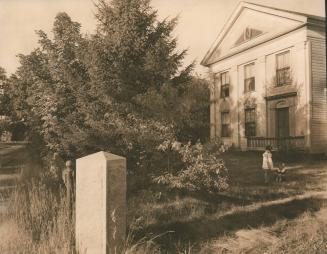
[1,150,326,253]
[127,151,327,253]
[222,151,327,202]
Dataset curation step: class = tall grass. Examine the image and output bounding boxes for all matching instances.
[2,175,75,253]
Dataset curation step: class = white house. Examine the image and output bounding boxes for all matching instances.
[201,2,327,153]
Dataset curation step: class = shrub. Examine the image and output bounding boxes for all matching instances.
[153,140,229,193]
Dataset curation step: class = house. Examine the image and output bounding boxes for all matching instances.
[201,2,327,153]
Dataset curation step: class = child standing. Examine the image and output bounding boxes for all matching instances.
[262,145,273,184]
[276,163,287,183]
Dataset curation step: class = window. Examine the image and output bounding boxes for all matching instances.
[244,63,255,92]
[276,51,291,86]
[221,111,230,137]
[220,72,230,98]
[245,108,256,137]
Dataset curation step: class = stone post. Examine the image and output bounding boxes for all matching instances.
[75,151,126,254]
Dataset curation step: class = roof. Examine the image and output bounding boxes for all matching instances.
[201,1,325,66]
[243,2,325,22]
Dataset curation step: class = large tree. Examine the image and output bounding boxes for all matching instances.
[88,0,193,103]
[8,13,88,155]
[134,76,210,142]
[9,2,186,156]
[8,1,209,187]
[0,67,11,117]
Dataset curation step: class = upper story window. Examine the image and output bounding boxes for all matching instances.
[221,111,230,137]
[244,63,255,93]
[245,107,256,137]
[276,51,291,86]
[220,72,230,98]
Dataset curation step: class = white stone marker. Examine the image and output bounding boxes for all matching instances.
[76,151,126,254]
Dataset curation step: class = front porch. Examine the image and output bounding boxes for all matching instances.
[247,136,305,151]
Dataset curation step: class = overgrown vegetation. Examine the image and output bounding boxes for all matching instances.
[2,0,210,192]
[0,174,74,253]
[2,0,326,253]
[0,0,214,253]
[154,140,228,193]
[1,152,327,253]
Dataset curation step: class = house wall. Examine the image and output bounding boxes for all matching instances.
[209,27,311,150]
[308,25,327,153]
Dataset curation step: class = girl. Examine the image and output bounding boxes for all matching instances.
[262,145,273,184]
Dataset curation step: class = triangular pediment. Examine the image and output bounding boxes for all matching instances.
[201,2,315,66]
[234,27,263,46]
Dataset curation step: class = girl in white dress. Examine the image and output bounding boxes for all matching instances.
[262,145,273,183]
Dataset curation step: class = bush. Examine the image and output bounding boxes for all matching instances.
[153,140,229,194]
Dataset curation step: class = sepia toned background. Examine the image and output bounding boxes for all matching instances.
[0,0,325,75]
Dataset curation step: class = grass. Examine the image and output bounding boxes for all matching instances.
[202,206,327,254]
[126,151,327,252]
[1,151,326,253]
[0,178,75,254]
[222,151,327,202]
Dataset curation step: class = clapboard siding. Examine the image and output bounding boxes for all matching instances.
[309,36,327,153]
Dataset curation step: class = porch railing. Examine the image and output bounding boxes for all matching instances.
[247,136,305,151]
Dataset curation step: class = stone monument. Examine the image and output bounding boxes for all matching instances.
[76,151,126,254]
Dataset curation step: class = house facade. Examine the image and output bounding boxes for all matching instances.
[201,2,327,153]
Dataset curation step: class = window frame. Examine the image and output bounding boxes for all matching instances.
[244,63,255,93]
[220,71,230,98]
[276,51,291,87]
[244,107,256,137]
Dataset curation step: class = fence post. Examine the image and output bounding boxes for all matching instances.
[62,160,74,213]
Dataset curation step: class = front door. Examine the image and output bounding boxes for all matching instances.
[276,107,289,138]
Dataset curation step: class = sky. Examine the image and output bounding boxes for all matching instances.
[0,0,325,76]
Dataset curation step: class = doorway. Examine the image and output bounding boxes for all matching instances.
[276,107,289,138]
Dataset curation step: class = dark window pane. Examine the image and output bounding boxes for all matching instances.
[220,72,230,98]
[244,77,255,92]
[244,63,255,93]
[221,124,230,137]
[221,111,230,137]
[276,67,290,86]
[245,123,256,137]
[276,51,290,86]
[245,108,256,137]
[221,84,230,98]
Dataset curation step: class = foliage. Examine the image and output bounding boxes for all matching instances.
[0,67,26,140]
[5,0,209,191]
[90,0,193,103]
[7,0,196,154]
[0,67,13,117]
[134,76,210,142]
[0,117,11,131]
[154,140,229,193]
[6,12,87,156]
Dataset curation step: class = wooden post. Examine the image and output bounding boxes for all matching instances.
[62,160,74,213]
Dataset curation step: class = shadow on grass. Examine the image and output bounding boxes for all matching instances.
[137,197,327,252]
